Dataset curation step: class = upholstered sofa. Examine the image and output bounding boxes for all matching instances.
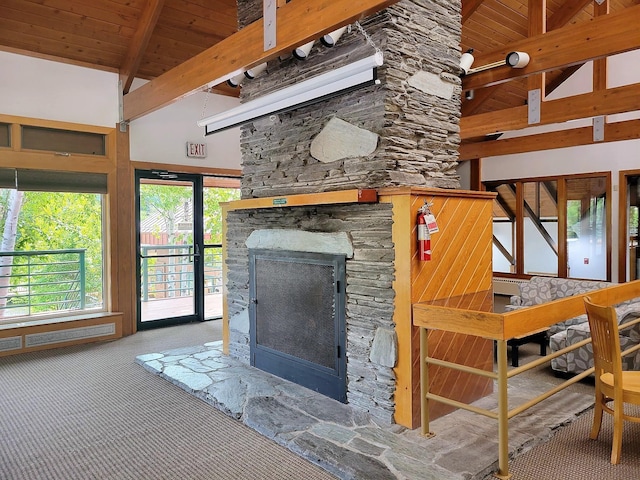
[507,276,640,374]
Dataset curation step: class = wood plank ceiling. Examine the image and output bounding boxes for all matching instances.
[0,0,638,148]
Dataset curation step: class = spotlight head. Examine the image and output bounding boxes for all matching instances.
[293,40,315,60]
[320,26,347,47]
[226,73,246,88]
[244,62,268,80]
[459,48,474,76]
[506,51,530,68]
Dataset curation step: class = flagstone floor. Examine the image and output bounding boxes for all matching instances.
[137,341,595,480]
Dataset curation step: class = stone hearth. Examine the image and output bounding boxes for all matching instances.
[136,342,595,480]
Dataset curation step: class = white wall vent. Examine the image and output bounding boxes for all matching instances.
[0,336,22,352]
[25,323,115,347]
[494,277,526,296]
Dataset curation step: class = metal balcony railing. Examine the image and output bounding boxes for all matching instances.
[140,244,223,302]
[0,249,87,317]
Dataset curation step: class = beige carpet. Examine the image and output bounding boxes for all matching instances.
[508,403,640,480]
[0,321,336,480]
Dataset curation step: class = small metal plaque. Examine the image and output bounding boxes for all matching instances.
[593,116,605,142]
[263,0,276,51]
[528,89,541,125]
[273,198,287,205]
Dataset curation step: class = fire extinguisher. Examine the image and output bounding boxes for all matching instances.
[417,207,431,261]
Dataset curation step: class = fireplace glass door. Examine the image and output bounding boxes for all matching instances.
[249,249,346,402]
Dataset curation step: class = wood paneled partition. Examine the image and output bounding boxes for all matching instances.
[379,187,496,428]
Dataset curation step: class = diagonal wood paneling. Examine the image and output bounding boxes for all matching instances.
[410,194,494,423]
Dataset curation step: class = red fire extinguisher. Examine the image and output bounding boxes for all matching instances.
[417,208,431,261]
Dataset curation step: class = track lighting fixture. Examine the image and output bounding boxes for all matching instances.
[460,49,530,76]
[460,49,474,76]
[244,62,268,80]
[321,26,348,47]
[293,40,315,60]
[505,51,530,69]
[226,72,246,88]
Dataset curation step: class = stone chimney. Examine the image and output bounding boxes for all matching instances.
[236,0,463,198]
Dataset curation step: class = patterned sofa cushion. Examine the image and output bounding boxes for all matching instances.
[555,321,639,374]
[549,278,609,299]
[550,305,640,374]
[518,277,553,306]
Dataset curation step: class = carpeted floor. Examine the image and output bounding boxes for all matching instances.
[0,321,336,480]
[508,402,640,479]
[2,320,640,479]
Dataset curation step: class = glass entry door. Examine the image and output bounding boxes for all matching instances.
[136,171,204,329]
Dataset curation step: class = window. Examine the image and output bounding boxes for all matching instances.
[21,125,106,156]
[0,123,9,148]
[0,171,106,322]
[486,174,609,281]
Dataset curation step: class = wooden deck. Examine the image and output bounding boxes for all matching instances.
[140,293,222,322]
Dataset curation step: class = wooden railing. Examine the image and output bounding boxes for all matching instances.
[413,280,640,479]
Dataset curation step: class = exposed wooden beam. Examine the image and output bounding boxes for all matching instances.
[119,0,166,94]
[593,0,610,92]
[527,0,546,95]
[461,4,640,91]
[461,82,640,139]
[123,0,399,121]
[460,0,578,118]
[545,64,582,95]
[459,119,640,160]
[461,85,502,116]
[547,0,592,31]
[462,0,485,24]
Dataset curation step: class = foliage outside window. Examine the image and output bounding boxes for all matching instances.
[0,188,104,321]
[485,174,609,281]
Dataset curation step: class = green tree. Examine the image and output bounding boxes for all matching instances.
[15,191,103,312]
[204,187,240,243]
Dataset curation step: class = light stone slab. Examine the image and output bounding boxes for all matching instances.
[310,118,379,163]
[407,71,455,100]
[369,328,398,368]
[246,229,354,258]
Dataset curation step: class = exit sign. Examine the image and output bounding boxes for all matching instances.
[186,142,207,158]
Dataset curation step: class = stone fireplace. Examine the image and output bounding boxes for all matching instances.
[222,0,492,428]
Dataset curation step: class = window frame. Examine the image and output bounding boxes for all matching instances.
[485,172,611,281]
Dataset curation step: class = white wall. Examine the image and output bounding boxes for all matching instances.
[129,86,241,170]
[0,51,119,127]
[482,49,640,281]
[0,51,242,171]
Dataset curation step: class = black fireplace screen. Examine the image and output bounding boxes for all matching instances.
[249,249,346,402]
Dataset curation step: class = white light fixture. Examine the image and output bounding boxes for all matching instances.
[198,52,384,136]
[321,26,348,47]
[293,40,315,60]
[463,50,531,76]
[505,51,530,68]
[460,49,475,76]
[226,72,246,88]
[244,62,268,80]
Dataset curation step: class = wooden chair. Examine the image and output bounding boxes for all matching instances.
[584,297,640,464]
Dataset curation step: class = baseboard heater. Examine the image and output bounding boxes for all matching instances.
[493,277,526,296]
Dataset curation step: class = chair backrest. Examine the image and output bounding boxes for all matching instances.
[584,296,623,378]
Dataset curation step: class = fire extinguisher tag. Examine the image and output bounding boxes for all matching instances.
[424,214,439,234]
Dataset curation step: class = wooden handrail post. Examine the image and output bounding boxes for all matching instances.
[420,327,433,436]
[495,339,512,479]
